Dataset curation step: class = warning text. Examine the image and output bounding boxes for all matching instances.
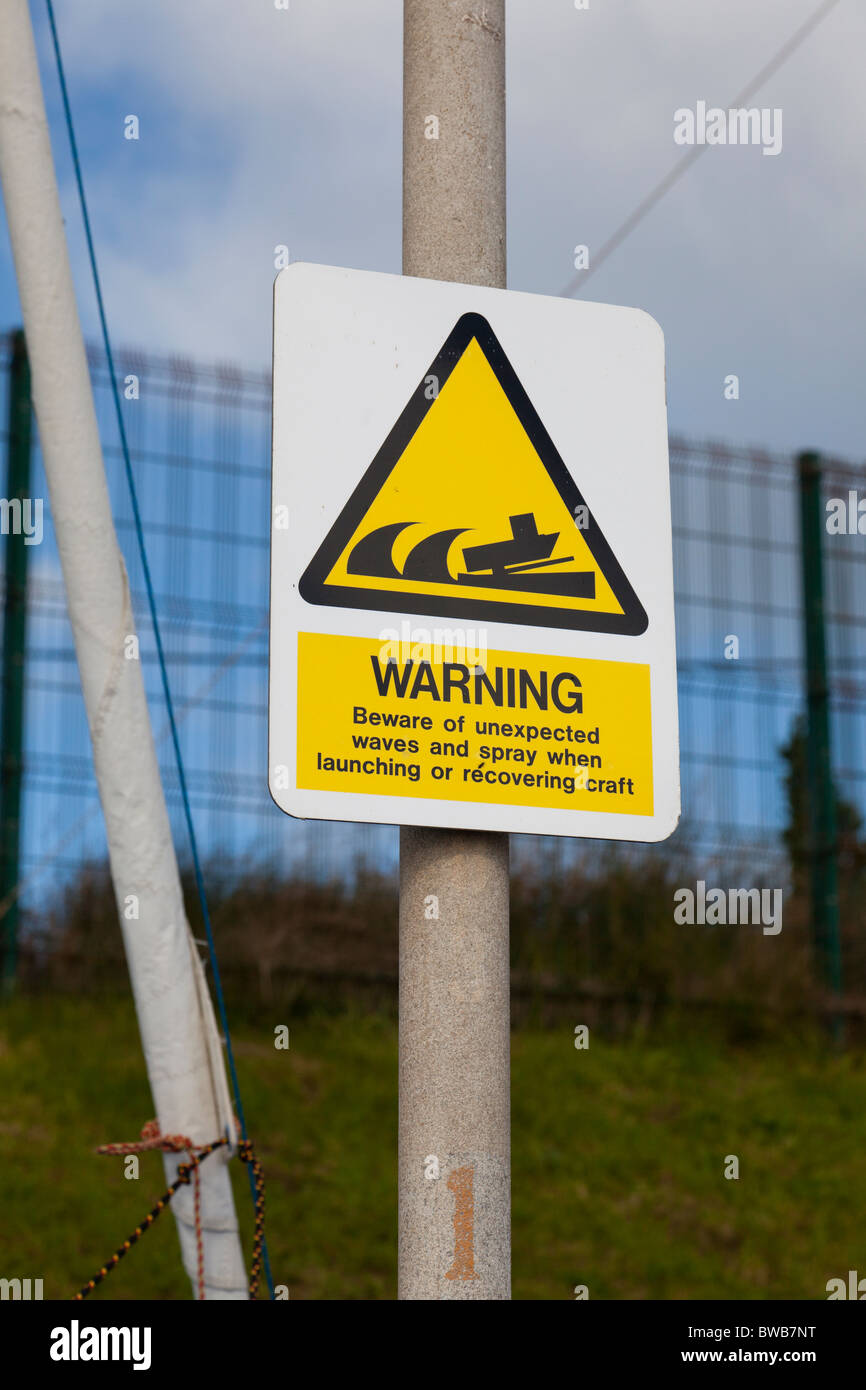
[297,633,653,815]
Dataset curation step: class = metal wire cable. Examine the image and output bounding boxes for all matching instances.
[43,0,274,1298]
[560,0,843,296]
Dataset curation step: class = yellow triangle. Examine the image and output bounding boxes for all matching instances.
[301,315,647,636]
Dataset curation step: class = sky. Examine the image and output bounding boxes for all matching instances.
[1,0,864,457]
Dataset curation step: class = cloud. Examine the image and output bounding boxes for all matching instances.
[29,0,402,362]
[0,0,860,455]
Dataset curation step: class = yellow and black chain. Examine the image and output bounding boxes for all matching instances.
[237,1138,266,1299]
[74,1136,266,1301]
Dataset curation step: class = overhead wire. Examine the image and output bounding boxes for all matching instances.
[560,0,843,296]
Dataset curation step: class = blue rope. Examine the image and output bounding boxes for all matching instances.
[44,0,274,1300]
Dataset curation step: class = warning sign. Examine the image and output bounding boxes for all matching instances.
[270,263,680,841]
[300,313,647,635]
[295,632,653,814]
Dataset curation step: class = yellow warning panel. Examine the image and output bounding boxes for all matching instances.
[296,631,653,815]
[299,313,648,637]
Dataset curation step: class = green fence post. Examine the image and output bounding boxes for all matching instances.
[1,330,33,995]
[797,450,842,1039]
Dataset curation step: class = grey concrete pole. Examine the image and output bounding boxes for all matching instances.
[400,0,510,1300]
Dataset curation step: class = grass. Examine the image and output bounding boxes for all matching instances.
[0,994,863,1300]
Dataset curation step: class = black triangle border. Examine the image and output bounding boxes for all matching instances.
[298,312,648,636]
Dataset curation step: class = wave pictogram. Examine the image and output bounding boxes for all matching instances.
[346,512,596,598]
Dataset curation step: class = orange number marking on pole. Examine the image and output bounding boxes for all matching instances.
[445,1164,480,1281]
